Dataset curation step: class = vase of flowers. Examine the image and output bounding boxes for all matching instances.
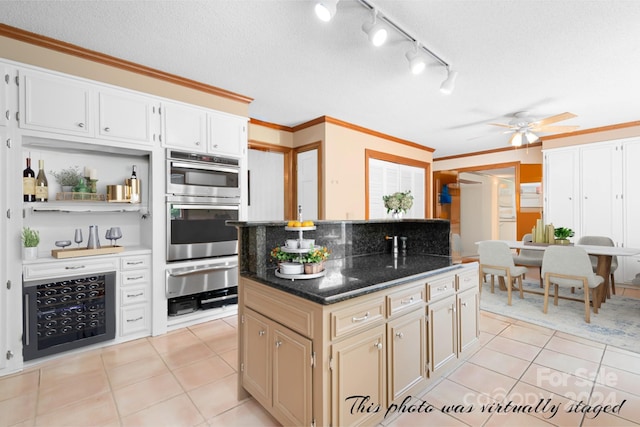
[301,246,330,274]
[383,191,414,218]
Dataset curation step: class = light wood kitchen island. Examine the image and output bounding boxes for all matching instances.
[230,220,480,427]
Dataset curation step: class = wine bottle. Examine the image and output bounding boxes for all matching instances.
[23,155,36,202]
[129,165,139,203]
[35,159,48,202]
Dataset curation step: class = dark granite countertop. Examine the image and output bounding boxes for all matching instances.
[242,253,465,305]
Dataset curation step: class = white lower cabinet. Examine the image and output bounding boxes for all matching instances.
[118,254,151,339]
[242,307,313,427]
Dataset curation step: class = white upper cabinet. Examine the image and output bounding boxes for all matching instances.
[209,111,246,157]
[97,89,156,145]
[544,148,579,233]
[161,101,208,153]
[0,67,8,127]
[19,69,93,137]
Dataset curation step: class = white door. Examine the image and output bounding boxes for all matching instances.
[297,149,318,221]
[580,144,622,241]
[622,140,640,284]
[544,149,579,233]
[247,149,284,221]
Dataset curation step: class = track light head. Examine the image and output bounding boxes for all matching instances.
[440,68,458,94]
[405,44,426,75]
[362,9,387,46]
[315,0,338,22]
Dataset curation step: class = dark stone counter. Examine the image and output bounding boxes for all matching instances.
[242,253,461,304]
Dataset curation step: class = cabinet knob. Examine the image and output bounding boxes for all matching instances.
[195,141,201,146]
[77,122,85,128]
[104,127,110,132]
[395,332,404,339]
[375,342,383,350]
[213,144,219,148]
[258,330,265,336]
[275,340,282,348]
[461,302,468,307]
[401,297,414,305]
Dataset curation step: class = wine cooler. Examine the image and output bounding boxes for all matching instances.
[23,271,116,361]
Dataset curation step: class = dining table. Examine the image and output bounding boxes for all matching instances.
[495,240,640,303]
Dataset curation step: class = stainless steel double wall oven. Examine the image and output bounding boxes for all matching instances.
[165,150,240,315]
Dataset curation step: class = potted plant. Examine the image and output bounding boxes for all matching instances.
[301,246,330,274]
[383,190,414,219]
[50,166,83,192]
[21,227,40,260]
[554,227,574,245]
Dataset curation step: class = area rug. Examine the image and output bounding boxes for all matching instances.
[479,280,640,354]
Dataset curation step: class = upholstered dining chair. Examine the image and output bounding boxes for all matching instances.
[513,233,544,288]
[541,245,605,323]
[478,241,527,305]
[577,235,618,297]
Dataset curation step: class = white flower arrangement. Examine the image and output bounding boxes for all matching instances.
[383,191,414,214]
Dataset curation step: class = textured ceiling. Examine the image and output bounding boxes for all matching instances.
[1,0,640,158]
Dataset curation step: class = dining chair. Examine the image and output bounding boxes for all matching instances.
[577,236,618,297]
[541,245,605,323]
[478,241,527,305]
[512,233,544,288]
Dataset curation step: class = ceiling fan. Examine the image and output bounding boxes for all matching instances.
[489,111,579,146]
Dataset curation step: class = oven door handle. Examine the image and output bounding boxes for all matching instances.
[170,161,239,175]
[168,263,238,277]
[171,205,239,210]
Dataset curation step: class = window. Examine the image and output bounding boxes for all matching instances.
[369,158,425,219]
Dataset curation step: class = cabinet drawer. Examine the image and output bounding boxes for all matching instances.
[457,269,479,292]
[426,275,456,303]
[120,305,149,336]
[387,286,424,318]
[23,258,118,281]
[331,297,385,340]
[120,269,150,286]
[244,285,313,337]
[120,255,151,271]
[120,284,149,306]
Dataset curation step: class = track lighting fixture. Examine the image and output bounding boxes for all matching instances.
[439,68,458,95]
[315,0,339,22]
[362,9,388,47]
[405,42,426,75]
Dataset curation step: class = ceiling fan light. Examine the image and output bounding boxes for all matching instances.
[405,47,426,75]
[315,0,338,22]
[511,132,523,147]
[525,131,539,143]
[440,69,458,94]
[362,10,387,46]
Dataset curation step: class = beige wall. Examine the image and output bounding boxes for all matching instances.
[323,122,432,220]
[542,124,640,150]
[248,122,294,147]
[0,35,249,117]
[433,145,542,171]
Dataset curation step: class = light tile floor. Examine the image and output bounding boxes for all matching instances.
[2,280,640,427]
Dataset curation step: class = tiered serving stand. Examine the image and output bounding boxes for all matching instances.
[274,225,326,280]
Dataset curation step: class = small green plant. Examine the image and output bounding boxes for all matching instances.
[50,166,83,187]
[270,246,295,263]
[554,227,575,240]
[21,227,40,247]
[301,246,331,264]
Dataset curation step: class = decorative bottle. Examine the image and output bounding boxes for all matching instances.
[129,165,139,203]
[35,159,48,202]
[23,154,36,202]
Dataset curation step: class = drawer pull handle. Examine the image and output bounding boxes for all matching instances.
[395,332,404,339]
[127,261,144,265]
[352,312,370,322]
[127,275,144,281]
[375,342,383,350]
[258,330,265,336]
[400,297,414,305]
[126,316,143,323]
[65,265,86,270]
[127,292,144,298]
[436,285,448,291]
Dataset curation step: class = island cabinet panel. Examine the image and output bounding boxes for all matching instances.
[458,287,480,356]
[241,307,313,427]
[386,307,427,402]
[427,295,457,375]
[331,324,386,427]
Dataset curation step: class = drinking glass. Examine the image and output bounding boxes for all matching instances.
[110,227,122,247]
[105,228,113,246]
[74,229,83,248]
